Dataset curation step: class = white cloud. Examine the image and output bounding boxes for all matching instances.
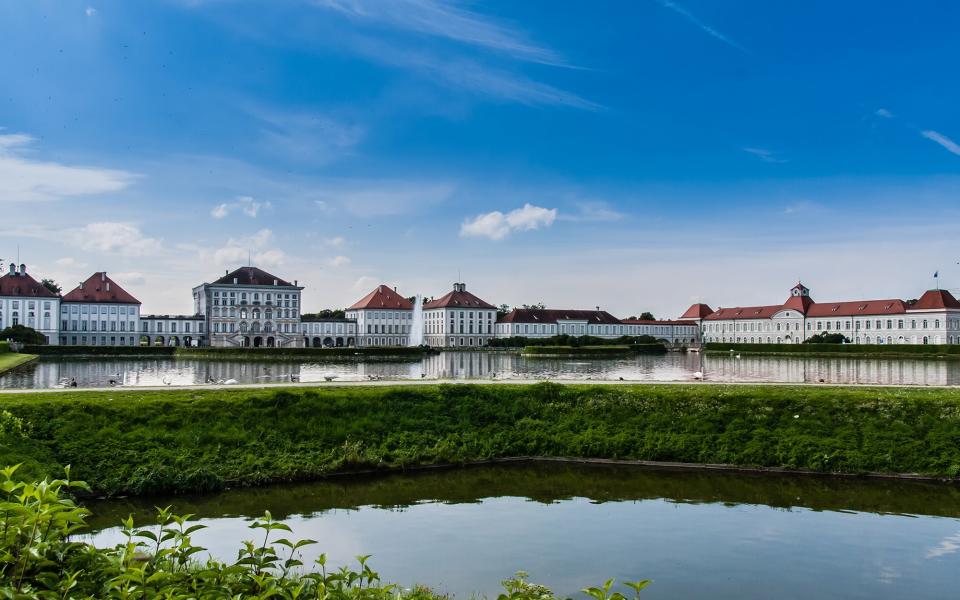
[921,130,960,156]
[325,255,351,268]
[324,236,346,248]
[0,131,137,202]
[875,108,893,118]
[71,222,162,256]
[209,195,272,219]
[210,228,285,267]
[655,0,746,52]
[742,147,788,163]
[460,203,557,240]
[85,6,96,16]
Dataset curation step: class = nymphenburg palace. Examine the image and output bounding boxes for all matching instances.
[2,262,958,348]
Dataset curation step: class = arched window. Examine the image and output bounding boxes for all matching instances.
[253,309,261,320]
[240,308,247,319]
[239,322,248,333]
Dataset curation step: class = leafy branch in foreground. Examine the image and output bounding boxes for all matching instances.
[0,464,650,599]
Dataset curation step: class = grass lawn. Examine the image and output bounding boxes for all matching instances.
[0,352,37,375]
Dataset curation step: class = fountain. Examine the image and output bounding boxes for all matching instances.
[409,293,424,347]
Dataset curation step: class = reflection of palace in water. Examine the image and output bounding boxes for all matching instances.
[3,352,960,389]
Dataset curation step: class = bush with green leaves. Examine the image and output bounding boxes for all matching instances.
[0,465,650,599]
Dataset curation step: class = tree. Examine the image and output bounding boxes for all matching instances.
[638,311,655,321]
[497,304,512,318]
[41,278,62,295]
[0,325,47,344]
[804,332,850,344]
[521,302,546,310]
[302,309,346,320]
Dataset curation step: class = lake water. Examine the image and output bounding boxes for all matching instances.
[83,462,960,599]
[2,351,960,388]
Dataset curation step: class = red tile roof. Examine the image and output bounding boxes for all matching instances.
[0,270,58,298]
[62,272,141,304]
[213,267,296,287]
[911,289,960,310]
[704,305,784,320]
[679,303,714,319]
[621,319,698,326]
[782,294,814,312]
[805,299,906,317]
[348,285,413,310]
[424,285,495,310]
[498,309,621,325]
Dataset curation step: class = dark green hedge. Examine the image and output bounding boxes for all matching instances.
[522,344,667,356]
[4,383,960,496]
[704,343,960,357]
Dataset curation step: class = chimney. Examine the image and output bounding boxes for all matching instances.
[294,280,297,286]
[8,263,14,275]
[79,281,84,290]
[101,272,106,282]
[273,279,277,286]
[19,264,26,276]
[225,269,229,275]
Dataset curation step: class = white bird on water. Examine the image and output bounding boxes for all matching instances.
[693,371,704,380]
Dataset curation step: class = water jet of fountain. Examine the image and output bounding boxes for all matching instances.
[409,294,425,347]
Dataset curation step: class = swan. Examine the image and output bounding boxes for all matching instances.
[693,371,704,380]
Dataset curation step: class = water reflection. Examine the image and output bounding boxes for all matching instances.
[83,463,960,600]
[2,352,960,389]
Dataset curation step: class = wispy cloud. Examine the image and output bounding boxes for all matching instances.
[559,201,626,222]
[350,39,599,110]
[0,130,138,202]
[316,179,456,217]
[249,106,366,162]
[921,130,960,156]
[461,203,558,240]
[314,0,567,66]
[85,6,96,16]
[655,0,746,52]
[742,147,788,163]
[875,108,893,118]
[210,196,272,219]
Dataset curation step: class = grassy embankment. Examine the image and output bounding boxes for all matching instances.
[705,342,960,359]
[2,383,960,496]
[0,341,37,375]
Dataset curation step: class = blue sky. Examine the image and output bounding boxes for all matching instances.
[2,0,959,316]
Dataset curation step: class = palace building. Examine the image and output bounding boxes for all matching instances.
[345,285,413,347]
[0,263,59,345]
[495,308,700,345]
[693,283,960,345]
[60,272,141,347]
[193,266,304,348]
[423,282,497,347]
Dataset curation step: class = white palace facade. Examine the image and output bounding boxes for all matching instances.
[690,283,960,345]
[6,257,960,348]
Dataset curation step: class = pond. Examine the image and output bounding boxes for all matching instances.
[2,351,960,388]
[84,462,960,599]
